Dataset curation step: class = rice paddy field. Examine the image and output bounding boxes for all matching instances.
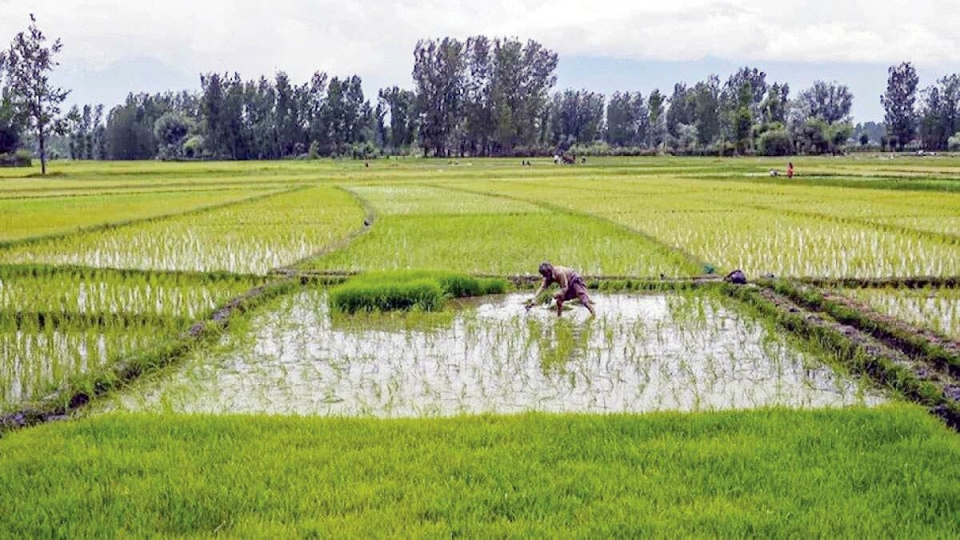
[1,156,960,537]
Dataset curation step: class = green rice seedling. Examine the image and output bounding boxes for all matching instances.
[106,290,886,417]
[452,173,960,278]
[0,189,280,243]
[844,286,960,340]
[330,279,445,313]
[5,408,960,537]
[329,271,507,313]
[308,212,699,276]
[0,186,365,274]
[0,312,183,410]
[0,266,262,319]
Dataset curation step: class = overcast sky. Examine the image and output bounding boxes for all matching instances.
[2,0,959,122]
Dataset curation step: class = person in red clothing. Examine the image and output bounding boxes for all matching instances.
[525,262,596,317]
[787,162,794,178]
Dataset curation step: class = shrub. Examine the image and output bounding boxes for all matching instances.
[329,271,508,313]
[948,132,960,151]
[0,150,32,167]
[758,129,794,156]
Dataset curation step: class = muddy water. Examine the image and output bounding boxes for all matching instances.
[100,291,886,416]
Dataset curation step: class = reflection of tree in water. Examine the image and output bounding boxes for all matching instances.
[526,318,593,375]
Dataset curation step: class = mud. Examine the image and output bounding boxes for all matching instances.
[744,282,960,430]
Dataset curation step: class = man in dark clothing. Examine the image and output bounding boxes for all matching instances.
[525,261,596,317]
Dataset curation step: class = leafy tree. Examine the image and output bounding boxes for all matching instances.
[413,38,465,157]
[948,132,960,151]
[758,126,793,156]
[918,75,960,150]
[0,59,22,155]
[105,97,156,159]
[378,86,417,151]
[547,89,604,149]
[647,90,666,149]
[666,83,693,141]
[4,14,74,174]
[605,91,647,147]
[761,83,790,125]
[154,112,193,159]
[690,76,721,147]
[881,62,919,151]
[798,81,853,124]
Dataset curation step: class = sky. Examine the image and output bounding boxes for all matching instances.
[1,0,959,123]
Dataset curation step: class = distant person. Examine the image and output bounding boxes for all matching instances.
[787,162,794,178]
[525,262,596,317]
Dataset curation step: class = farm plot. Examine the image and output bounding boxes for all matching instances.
[0,267,263,410]
[452,179,960,278]
[100,289,883,416]
[0,314,182,409]
[306,185,695,275]
[842,286,960,340]
[0,267,262,319]
[0,189,281,243]
[0,186,366,274]
[307,213,697,275]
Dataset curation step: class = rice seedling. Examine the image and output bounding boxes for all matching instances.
[0,266,262,319]
[0,186,366,274]
[0,312,183,410]
[451,177,960,277]
[6,406,960,537]
[0,189,281,243]
[100,288,883,416]
[843,286,960,340]
[307,212,699,276]
[329,271,508,313]
[348,185,545,215]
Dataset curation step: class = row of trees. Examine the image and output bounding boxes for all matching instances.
[5,14,960,173]
[882,62,960,151]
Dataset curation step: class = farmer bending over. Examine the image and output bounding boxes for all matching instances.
[525,262,596,317]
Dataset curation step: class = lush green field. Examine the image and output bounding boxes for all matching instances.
[1,407,959,537]
[1,155,959,536]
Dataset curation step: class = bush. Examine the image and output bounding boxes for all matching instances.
[758,129,794,156]
[0,150,32,167]
[330,271,508,313]
[949,133,960,151]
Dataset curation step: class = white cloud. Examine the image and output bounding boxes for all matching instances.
[0,0,957,96]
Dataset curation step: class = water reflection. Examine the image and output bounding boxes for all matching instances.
[101,291,886,416]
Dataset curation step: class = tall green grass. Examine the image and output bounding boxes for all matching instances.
[2,406,959,537]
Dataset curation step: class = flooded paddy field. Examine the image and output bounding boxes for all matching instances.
[842,286,960,340]
[101,289,884,416]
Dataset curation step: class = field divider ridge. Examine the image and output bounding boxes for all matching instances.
[726,279,960,431]
[273,185,379,276]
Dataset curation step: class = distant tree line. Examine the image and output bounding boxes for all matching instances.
[4,14,960,166]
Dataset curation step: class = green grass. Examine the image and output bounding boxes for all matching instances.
[1,407,959,537]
